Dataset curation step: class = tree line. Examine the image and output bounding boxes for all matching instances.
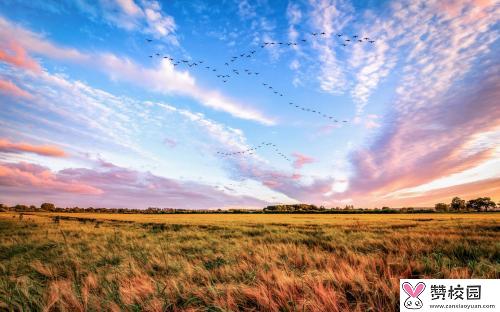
[0,196,498,214]
[434,196,497,212]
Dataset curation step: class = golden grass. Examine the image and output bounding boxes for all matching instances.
[0,212,498,311]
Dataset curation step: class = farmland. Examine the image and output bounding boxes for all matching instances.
[0,212,498,311]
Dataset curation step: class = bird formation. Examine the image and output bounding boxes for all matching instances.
[228,32,375,64]
[145,30,375,168]
[216,142,291,162]
[260,82,348,123]
[146,36,363,123]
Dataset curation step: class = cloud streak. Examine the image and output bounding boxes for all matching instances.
[0,79,32,98]
[0,16,274,125]
[0,160,267,209]
[292,152,315,169]
[0,138,67,157]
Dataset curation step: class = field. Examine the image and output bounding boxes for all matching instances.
[0,212,498,311]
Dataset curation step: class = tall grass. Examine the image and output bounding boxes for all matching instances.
[0,212,498,311]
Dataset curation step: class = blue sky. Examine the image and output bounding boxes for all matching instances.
[0,0,499,209]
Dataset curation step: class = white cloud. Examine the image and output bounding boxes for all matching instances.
[0,16,275,125]
[308,0,353,94]
[101,0,178,43]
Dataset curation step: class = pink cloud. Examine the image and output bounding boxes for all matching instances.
[345,70,500,203]
[0,160,266,209]
[0,79,32,98]
[364,114,381,129]
[163,138,177,148]
[0,40,41,72]
[0,162,102,195]
[0,138,67,157]
[438,0,494,19]
[292,152,315,169]
[387,178,500,207]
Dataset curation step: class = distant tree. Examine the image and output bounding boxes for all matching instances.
[434,203,449,212]
[41,203,55,211]
[450,197,466,211]
[466,197,496,212]
[14,204,28,211]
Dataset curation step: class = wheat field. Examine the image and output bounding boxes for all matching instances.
[0,212,498,311]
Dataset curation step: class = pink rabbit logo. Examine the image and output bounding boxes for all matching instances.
[402,282,426,309]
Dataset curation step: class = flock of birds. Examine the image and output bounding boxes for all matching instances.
[145,31,375,170]
[216,142,291,162]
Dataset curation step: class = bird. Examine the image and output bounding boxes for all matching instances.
[337,34,342,37]
[353,35,358,38]
[146,39,153,42]
[301,39,307,42]
[321,32,326,35]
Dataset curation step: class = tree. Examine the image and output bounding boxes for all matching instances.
[435,203,449,212]
[450,197,466,211]
[466,197,496,212]
[14,204,28,211]
[41,203,55,211]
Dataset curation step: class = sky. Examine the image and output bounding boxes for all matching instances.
[0,0,499,209]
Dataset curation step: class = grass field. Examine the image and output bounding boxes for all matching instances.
[0,212,498,311]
